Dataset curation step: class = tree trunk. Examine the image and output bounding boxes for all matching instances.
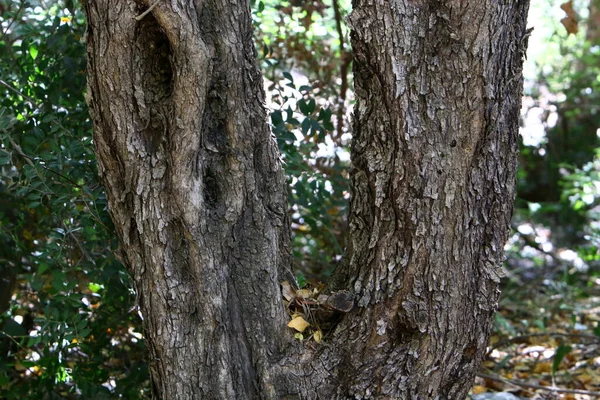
[83,1,291,398]
[588,0,600,45]
[83,0,530,399]
[334,1,529,397]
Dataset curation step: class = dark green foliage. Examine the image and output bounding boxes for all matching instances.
[255,0,351,278]
[269,76,347,278]
[0,1,148,397]
[517,39,600,244]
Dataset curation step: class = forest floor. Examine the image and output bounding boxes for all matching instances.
[470,260,600,399]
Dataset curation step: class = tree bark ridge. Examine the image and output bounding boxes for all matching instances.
[328,0,530,397]
[84,1,291,398]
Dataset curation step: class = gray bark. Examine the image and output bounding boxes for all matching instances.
[332,1,529,397]
[588,0,600,44]
[83,0,530,398]
[83,1,291,398]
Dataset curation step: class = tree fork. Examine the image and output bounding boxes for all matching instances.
[83,0,530,398]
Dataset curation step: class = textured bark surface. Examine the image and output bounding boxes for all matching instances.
[83,0,530,399]
[588,0,600,44]
[83,1,291,398]
[334,0,530,397]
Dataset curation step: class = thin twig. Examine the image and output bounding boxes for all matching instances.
[135,0,162,21]
[477,372,600,397]
[0,0,26,43]
[0,330,28,352]
[332,0,349,141]
[488,332,600,356]
[9,139,112,232]
[9,138,80,189]
[511,224,563,264]
[0,79,39,109]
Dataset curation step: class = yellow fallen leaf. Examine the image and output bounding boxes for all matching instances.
[288,316,310,332]
[576,372,593,384]
[471,385,486,395]
[560,1,579,35]
[314,329,323,343]
[533,362,552,374]
[281,281,295,301]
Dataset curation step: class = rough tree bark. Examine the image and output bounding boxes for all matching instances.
[587,0,600,44]
[336,1,529,397]
[83,0,530,398]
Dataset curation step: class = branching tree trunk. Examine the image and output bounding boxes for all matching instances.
[83,0,530,398]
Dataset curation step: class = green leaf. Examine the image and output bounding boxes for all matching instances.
[552,343,572,375]
[285,107,294,122]
[298,99,315,116]
[0,150,11,165]
[89,282,103,293]
[27,335,42,347]
[75,318,88,331]
[306,99,316,114]
[282,71,294,83]
[301,118,311,135]
[271,110,283,126]
[52,270,67,291]
[2,319,27,337]
[296,271,307,288]
[38,262,50,276]
[29,45,39,60]
[78,328,92,338]
[0,372,9,387]
[318,107,332,121]
[277,129,296,143]
[298,99,308,115]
